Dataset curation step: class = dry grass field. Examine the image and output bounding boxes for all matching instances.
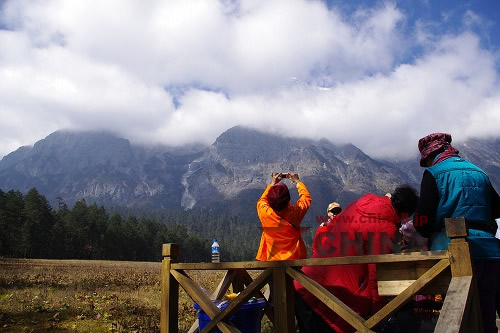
[4,258,490,332]
[0,258,252,333]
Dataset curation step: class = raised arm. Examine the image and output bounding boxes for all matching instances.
[257,184,274,221]
[256,172,283,226]
[289,173,312,226]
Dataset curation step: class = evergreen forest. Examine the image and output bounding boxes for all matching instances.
[0,188,263,262]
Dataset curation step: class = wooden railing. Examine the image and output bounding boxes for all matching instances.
[160,217,482,332]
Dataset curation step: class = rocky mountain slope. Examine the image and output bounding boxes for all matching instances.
[0,127,498,223]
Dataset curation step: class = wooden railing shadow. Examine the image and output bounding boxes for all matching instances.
[160,217,482,333]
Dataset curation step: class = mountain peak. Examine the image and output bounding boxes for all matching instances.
[215,126,269,144]
[0,129,498,217]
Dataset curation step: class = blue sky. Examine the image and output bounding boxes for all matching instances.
[0,0,499,159]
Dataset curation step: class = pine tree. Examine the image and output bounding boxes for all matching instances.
[104,213,125,260]
[3,190,25,257]
[0,189,7,255]
[22,188,54,258]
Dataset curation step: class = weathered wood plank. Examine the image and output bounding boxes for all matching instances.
[445,217,474,277]
[365,258,450,329]
[273,267,295,333]
[162,243,180,257]
[377,260,451,295]
[447,241,474,277]
[171,251,448,270]
[434,276,473,333]
[200,268,272,333]
[441,217,481,331]
[170,269,240,333]
[377,280,416,296]
[212,270,238,300]
[444,217,468,238]
[377,260,441,280]
[187,319,199,333]
[287,267,372,333]
[377,274,451,296]
[161,244,179,333]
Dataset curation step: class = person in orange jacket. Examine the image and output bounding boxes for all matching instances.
[256,172,312,261]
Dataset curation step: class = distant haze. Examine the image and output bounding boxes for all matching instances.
[0,0,499,159]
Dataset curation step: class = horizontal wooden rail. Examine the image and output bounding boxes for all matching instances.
[170,250,448,270]
[377,259,452,295]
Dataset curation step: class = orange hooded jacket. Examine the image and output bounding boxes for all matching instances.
[256,181,312,261]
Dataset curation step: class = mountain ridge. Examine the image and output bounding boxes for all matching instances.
[0,127,498,223]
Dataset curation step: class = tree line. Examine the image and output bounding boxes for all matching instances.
[0,188,263,262]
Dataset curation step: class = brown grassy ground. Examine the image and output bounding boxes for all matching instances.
[2,258,471,332]
[0,259,269,333]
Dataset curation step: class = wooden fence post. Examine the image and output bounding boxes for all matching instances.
[273,267,295,333]
[435,217,483,333]
[161,244,180,333]
[445,217,473,277]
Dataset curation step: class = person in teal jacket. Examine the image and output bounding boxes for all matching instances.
[409,133,500,333]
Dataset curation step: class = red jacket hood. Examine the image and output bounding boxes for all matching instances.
[351,193,399,222]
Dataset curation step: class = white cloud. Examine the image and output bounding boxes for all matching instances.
[0,0,498,159]
[158,32,499,159]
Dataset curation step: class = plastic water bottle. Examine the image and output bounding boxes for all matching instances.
[211,239,220,263]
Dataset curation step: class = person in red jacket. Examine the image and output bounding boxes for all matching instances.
[295,185,419,333]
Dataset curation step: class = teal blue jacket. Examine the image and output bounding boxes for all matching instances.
[426,156,500,260]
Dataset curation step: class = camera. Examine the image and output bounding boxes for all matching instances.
[279,173,289,179]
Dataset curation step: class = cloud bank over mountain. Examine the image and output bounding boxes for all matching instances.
[0,0,499,159]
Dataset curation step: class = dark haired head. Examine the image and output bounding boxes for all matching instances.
[391,184,419,217]
[267,183,290,211]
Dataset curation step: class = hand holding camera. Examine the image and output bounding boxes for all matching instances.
[271,172,299,185]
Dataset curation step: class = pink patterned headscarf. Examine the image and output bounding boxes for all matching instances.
[418,133,459,167]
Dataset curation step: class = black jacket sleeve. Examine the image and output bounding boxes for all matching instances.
[414,170,439,238]
[492,185,500,219]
